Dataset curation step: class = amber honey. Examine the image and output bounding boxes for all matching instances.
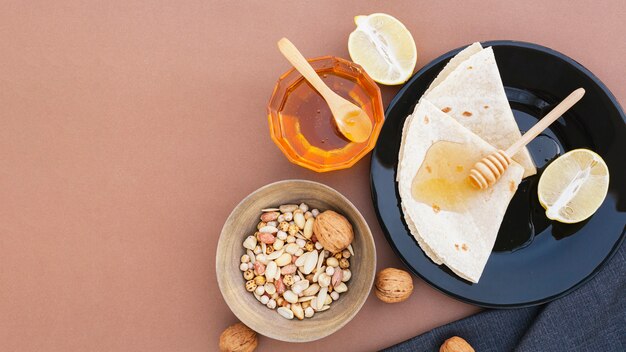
[281,73,375,151]
[411,141,481,212]
[268,56,384,172]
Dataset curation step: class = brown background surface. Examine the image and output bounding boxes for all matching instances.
[1,1,624,351]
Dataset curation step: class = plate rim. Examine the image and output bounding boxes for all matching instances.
[370,40,626,308]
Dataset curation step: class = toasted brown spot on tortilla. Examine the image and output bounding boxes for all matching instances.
[441,107,452,113]
[432,204,440,213]
[461,244,468,251]
[455,244,459,250]
[424,115,429,124]
[484,105,489,109]
[509,180,517,192]
[425,165,432,173]
[462,111,473,117]
[467,66,473,69]
[456,165,464,172]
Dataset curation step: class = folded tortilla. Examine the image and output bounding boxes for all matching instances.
[424,44,536,177]
[398,100,524,282]
[397,43,484,184]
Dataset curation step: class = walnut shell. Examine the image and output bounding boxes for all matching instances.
[440,336,475,352]
[219,322,257,352]
[312,210,354,253]
[374,268,413,303]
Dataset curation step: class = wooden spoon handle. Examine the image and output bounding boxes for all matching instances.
[506,88,585,156]
[277,38,333,98]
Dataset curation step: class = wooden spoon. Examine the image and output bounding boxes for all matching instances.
[277,38,373,143]
[468,88,586,189]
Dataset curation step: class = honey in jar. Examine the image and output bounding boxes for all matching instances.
[268,56,384,172]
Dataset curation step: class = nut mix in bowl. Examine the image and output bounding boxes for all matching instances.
[216,180,376,343]
[240,203,354,320]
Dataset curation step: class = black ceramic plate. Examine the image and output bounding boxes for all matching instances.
[370,41,626,308]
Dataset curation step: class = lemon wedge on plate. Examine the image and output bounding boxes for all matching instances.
[538,149,609,223]
[348,13,417,85]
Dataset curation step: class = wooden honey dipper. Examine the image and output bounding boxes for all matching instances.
[468,88,586,189]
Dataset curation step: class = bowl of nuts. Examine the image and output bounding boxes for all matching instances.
[216,179,376,342]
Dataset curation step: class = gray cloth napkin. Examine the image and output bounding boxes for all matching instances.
[383,240,625,352]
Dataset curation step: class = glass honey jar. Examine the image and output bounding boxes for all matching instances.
[267,56,384,172]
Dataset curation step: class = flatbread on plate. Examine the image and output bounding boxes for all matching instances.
[424,45,536,177]
[397,99,524,282]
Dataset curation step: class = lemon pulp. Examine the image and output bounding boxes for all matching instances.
[538,149,609,223]
[348,13,417,85]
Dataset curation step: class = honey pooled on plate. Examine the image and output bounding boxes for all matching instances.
[411,140,482,212]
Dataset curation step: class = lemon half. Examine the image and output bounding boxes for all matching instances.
[538,149,609,223]
[348,13,417,85]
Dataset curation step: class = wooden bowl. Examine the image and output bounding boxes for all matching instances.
[216,179,376,342]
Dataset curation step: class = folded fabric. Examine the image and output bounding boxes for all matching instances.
[383,240,625,352]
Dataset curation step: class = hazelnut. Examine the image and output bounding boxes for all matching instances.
[374,268,414,303]
[342,249,351,258]
[288,224,299,236]
[254,275,265,286]
[219,322,257,352]
[440,336,475,352]
[243,269,254,281]
[313,210,354,254]
[339,258,350,269]
[283,274,294,286]
[245,280,257,292]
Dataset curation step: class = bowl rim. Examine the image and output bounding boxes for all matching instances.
[266,57,385,173]
[216,179,377,342]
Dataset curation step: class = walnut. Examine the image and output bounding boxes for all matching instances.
[312,210,354,253]
[219,322,257,352]
[374,268,414,303]
[439,336,474,352]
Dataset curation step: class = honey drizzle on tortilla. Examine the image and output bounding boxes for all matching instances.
[411,141,481,212]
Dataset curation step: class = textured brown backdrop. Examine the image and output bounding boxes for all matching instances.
[1,1,624,351]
